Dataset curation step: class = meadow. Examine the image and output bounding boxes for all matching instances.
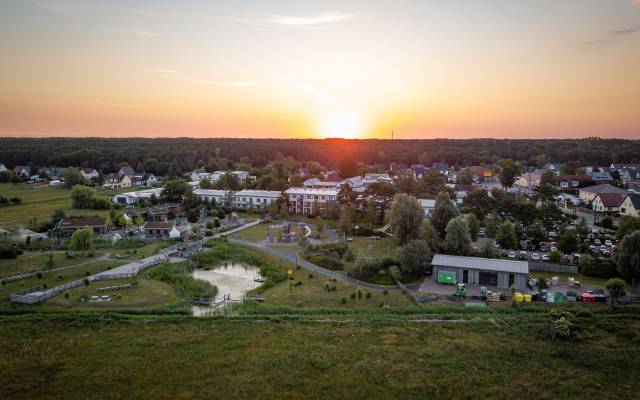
[1,309,639,400]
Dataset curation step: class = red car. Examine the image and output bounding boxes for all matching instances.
[578,292,596,302]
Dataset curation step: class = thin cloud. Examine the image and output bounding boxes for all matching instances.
[292,82,334,102]
[147,70,260,88]
[267,12,357,26]
[581,27,640,46]
[122,29,157,38]
[97,101,142,109]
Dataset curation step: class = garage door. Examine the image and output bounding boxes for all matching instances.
[479,271,498,287]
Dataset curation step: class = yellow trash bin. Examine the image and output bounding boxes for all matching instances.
[514,293,524,302]
[524,294,532,302]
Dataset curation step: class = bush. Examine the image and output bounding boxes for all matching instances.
[344,258,381,281]
[306,255,344,270]
[575,309,592,318]
[365,291,372,299]
[341,297,347,304]
[580,255,618,279]
[350,292,356,299]
[0,244,21,259]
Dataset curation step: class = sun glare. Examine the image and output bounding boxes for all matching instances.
[321,111,364,138]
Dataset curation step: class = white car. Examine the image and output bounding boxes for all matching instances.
[605,239,613,247]
[550,246,558,252]
[508,251,516,259]
[542,254,550,261]
[594,239,601,246]
[531,253,541,261]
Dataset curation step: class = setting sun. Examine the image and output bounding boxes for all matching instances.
[321,111,364,138]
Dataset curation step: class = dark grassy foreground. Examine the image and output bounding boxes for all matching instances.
[1,309,640,400]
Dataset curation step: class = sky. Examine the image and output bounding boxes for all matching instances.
[0,0,639,139]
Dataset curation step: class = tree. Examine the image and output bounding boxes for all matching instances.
[558,229,578,254]
[614,230,640,286]
[420,219,442,253]
[456,168,474,185]
[338,156,358,178]
[485,212,501,238]
[69,228,95,256]
[431,191,457,237]
[461,189,492,221]
[388,193,424,245]
[61,167,86,188]
[396,239,433,276]
[364,197,376,228]
[496,220,517,249]
[161,180,189,203]
[466,214,480,241]
[617,215,640,240]
[444,216,472,255]
[534,170,558,201]
[575,217,590,239]
[337,206,356,235]
[213,172,241,190]
[497,159,522,189]
[118,214,131,229]
[605,278,626,309]
[527,220,547,247]
[560,161,581,176]
[337,185,357,206]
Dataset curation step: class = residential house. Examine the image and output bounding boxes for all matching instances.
[418,199,436,217]
[38,167,63,181]
[587,169,614,185]
[469,166,499,184]
[389,163,408,173]
[514,171,543,190]
[592,192,625,215]
[232,190,280,210]
[555,175,594,191]
[110,188,163,206]
[102,173,132,189]
[340,176,367,192]
[410,164,429,180]
[142,221,189,239]
[363,173,392,184]
[231,170,250,183]
[431,163,449,176]
[322,170,340,181]
[542,163,563,174]
[132,173,158,186]
[128,204,183,222]
[194,189,230,206]
[80,168,99,181]
[620,193,640,217]
[578,184,628,204]
[118,165,136,176]
[628,180,640,193]
[55,217,107,237]
[13,165,31,178]
[452,184,480,204]
[285,187,339,215]
[190,168,211,182]
[303,178,340,189]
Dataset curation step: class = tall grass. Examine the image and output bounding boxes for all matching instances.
[146,261,217,299]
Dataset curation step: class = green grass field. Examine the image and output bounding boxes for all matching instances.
[1,310,639,400]
[0,250,106,277]
[349,236,396,260]
[0,183,122,229]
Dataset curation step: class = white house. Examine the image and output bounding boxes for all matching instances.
[620,193,640,217]
[285,187,339,214]
[80,168,100,181]
[363,173,392,184]
[418,199,436,217]
[110,188,163,206]
[190,169,211,182]
[193,189,231,206]
[231,190,280,209]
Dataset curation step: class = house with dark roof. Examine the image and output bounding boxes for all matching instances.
[410,164,429,179]
[118,165,136,176]
[587,169,614,185]
[555,175,594,191]
[431,163,449,176]
[55,217,107,237]
[578,184,628,203]
[102,173,132,189]
[620,193,640,217]
[592,192,626,214]
[542,163,563,174]
[13,166,31,178]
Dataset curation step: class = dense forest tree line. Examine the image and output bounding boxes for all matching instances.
[1,137,639,173]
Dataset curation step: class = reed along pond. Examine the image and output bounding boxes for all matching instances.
[191,263,263,316]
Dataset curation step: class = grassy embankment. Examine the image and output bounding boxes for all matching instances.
[1,307,639,399]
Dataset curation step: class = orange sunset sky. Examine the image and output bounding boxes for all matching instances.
[1,0,639,139]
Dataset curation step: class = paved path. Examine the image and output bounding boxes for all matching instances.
[228,236,398,292]
[214,220,262,238]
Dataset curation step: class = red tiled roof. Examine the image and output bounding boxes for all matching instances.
[598,193,625,207]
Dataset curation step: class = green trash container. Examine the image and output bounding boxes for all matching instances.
[438,271,457,285]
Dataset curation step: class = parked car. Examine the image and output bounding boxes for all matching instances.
[479,229,485,237]
[548,231,557,239]
[550,246,558,252]
[508,251,516,259]
[605,239,613,247]
[531,253,540,261]
[542,254,550,261]
[594,239,601,246]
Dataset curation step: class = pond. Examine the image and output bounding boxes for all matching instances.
[191,263,262,316]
